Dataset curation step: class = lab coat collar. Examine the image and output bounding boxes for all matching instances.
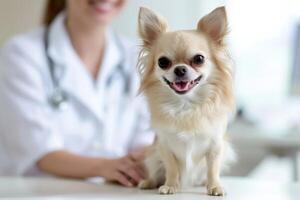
[47,12,72,68]
[47,12,122,122]
[95,29,122,90]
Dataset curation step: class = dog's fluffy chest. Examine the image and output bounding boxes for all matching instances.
[168,133,210,164]
[158,131,213,185]
[157,114,227,167]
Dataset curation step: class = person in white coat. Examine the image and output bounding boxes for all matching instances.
[0,0,153,187]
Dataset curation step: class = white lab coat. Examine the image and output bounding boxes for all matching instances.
[0,13,153,176]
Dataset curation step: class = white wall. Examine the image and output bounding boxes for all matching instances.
[228,0,300,107]
[0,0,45,45]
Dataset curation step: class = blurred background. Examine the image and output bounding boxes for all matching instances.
[1,0,300,182]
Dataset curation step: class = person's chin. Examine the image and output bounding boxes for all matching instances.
[89,3,121,23]
[90,11,118,25]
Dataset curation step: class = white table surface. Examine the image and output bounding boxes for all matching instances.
[0,177,299,200]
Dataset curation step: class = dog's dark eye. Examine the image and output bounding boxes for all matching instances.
[158,56,171,69]
[192,54,205,65]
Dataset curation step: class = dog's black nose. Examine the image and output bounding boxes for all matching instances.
[174,66,187,77]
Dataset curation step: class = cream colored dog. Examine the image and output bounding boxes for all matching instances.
[137,6,235,196]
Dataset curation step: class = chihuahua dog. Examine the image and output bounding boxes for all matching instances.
[137,6,235,196]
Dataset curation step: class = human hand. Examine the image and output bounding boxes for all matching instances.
[128,147,148,162]
[98,155,144,187]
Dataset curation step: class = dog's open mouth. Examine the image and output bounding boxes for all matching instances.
[163,75,203,94]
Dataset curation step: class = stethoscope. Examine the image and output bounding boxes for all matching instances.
[44,27,130,110]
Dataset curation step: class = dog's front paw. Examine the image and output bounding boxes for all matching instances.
[138,179,156,189]
[158,185,177,194]
[207,184,225,196]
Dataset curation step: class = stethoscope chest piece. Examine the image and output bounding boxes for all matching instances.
[49,88,69,110]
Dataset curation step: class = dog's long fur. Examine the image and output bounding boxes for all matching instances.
[137,6,235,196]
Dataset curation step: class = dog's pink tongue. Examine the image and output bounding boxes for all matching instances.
[173,81,189,91]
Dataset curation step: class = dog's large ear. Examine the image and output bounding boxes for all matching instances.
[138,7,167,46]
[197,6,228,44]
